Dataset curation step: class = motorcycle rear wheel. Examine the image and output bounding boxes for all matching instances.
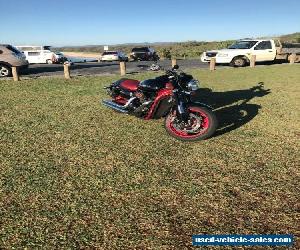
[165,106,218,141]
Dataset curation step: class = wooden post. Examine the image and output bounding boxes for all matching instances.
[63,62,71,79]
[277,40,283,54]
[289,53,296,64]
[120,61,126,76]
[12,66,20,81]
[209,58,216,71]
[171,58,177,68]
[250,55,256,68]
[277,45,283,54]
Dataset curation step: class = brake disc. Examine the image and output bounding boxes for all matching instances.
[173,113,202,134]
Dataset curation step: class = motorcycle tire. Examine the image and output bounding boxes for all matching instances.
[164,106,218,141]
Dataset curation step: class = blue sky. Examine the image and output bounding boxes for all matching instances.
[1,0,299,46]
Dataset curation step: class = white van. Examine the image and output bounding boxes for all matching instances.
[16,45,65,64]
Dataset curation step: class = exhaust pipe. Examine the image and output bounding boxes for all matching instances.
[102,97,137,114]
[102,100,128,113]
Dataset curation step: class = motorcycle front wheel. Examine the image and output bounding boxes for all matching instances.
[165,106,218,141]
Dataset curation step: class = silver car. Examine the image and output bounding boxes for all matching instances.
[0,44,29,77]
[100,51,128,62]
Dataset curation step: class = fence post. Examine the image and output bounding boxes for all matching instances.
[209,58,216,71]
[171,58,177,68]
[277,40,283,54]
[250,55,256,68]
[63,62,71,79]
[12,66,20,81]
[120,61,126,76]
[289,53,296,64]
[277,45,283,54]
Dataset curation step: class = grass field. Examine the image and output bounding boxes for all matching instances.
[0,65,299,249]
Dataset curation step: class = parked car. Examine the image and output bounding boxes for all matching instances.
[100,51,128,62]
[130,47,159,61]
[0,44,29,77]
[201,39,300,67]
[54,52,68,64]
[16,45,64,64]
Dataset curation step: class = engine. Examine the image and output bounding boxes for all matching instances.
[107,79,155,117]
[106,76,173,118]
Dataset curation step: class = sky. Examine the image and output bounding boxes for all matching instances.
[1,0,299,46]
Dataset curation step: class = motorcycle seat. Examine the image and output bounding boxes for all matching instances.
[120,79,140,91]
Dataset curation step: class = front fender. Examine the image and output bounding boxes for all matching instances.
[215,55,234,63]
[187,101,213,110]
[0,61,12,67]
[231,55,250,63]
[174,101,214,122]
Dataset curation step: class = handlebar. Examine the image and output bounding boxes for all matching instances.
[165,65,180,75]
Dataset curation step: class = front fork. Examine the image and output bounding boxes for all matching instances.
[172,90,214,122]
[176,100,190,122]
[174,91,190,122]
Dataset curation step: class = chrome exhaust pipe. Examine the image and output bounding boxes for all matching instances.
[123,97,137,108]
[102,100,128,113]
[102,97,137,114]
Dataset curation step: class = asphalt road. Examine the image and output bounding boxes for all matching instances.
[22,59,211,77]
[16,59,291,78]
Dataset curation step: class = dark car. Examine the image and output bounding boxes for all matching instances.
[130,47,159,61]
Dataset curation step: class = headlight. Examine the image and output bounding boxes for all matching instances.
[217,53,229,57]
[187,79,199,91]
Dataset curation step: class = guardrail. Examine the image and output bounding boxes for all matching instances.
[8,54,299,81]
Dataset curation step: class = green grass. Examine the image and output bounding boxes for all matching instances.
[0,65,299,249]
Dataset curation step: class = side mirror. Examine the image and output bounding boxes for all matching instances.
[172,64,179,70]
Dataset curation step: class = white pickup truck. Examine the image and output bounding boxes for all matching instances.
[201,39,299,67]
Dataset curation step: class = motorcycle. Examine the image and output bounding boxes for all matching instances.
[148,62,162,71]
[102,65,218,141]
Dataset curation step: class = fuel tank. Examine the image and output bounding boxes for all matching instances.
[138,75,169,92]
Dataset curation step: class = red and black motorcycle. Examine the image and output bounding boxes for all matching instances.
[102,65,218,141]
